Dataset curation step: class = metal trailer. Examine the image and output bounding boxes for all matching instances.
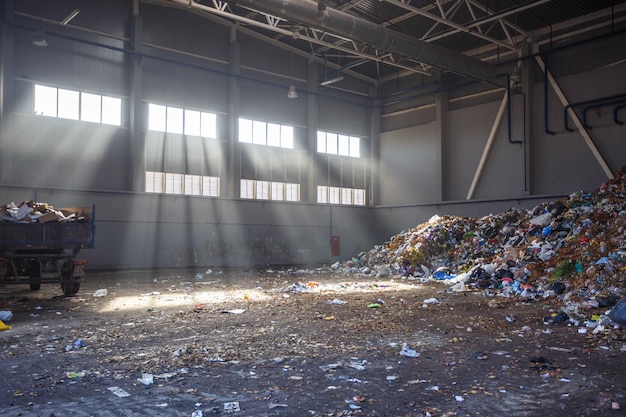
[0,205,95,296]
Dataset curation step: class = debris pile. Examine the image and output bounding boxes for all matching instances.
[0,201,88,223]
[343,166,626,317]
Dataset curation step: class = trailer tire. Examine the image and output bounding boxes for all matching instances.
[60,260,80,296]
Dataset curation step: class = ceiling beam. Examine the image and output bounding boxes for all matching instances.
[225,0,497,83]
[153,0,435,81]
[383,0,519,52]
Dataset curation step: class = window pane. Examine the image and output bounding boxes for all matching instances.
[239,118,253,143]
[354,189,366,206]
[167,106,184,134]
[252,121,267,145]
[286,183,299,202]
[281,125,294,149]
[203,176,219,197]
[256,180,270,199]
[271,182,284,200]
[148,104,166,132]
[317,186,328,203]
[145,171,164,193]
[326,133,338,155]
[102,96,121,126]
[201,112,217,138]
[341,188,353,205]
[329,186,341,204]
[267,123,281,147]
[81,92,101,123]
[317,131,326,153]
[165,173,183,194]
[350,136,360,158]
[184,174,202,195]
[184,110,201,136]
[240,179,254,198]
[34,85,57,116]
[57,89,79,120]
[338,135,350,156]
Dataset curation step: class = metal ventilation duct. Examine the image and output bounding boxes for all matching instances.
[227,0,497,83]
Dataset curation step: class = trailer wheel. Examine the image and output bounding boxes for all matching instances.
[29,260,41,291]
[60,260,80,296]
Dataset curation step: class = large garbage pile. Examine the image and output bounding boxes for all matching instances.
[343,166,626,323]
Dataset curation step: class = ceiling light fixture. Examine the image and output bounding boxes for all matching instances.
[61,8,80,26]
[315,1,330,22]
[287,85,298,99]
[287,34,298,99]
[320,75,344,86]
[32,30,48,47]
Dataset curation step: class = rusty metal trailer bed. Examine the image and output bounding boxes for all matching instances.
[0,205,95,296]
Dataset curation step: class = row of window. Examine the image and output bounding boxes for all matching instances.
[34,85,122,126]
[34,84,362,157]
[317,186,366,206]
[238,118,294,149]
[34,85,367,205]
[147,103,217,138]
[317,131,360,158]
[145,171,366,206]
[146,171,220,196]
[240,179,300,201]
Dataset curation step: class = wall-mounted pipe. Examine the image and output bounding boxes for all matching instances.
[537,56,614,179]
[582,98,626,129]
[503,73,523,145]
[564,93,626,131]
[543,54,556,135]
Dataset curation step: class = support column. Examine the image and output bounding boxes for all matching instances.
[129,0,145,192]
[0,0,14,128]
[305,58,318,203]
[435,82,448,201]
[368,86,380,206]
[521,43,533,195]
[226,25,241,198]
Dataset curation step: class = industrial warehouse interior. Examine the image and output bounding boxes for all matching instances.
[0,0,625,415]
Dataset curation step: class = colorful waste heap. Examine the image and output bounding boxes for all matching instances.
[346,166,626,307]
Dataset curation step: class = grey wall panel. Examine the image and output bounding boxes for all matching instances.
[445,99,502,200]
[379,122,440,205]
[14,0,130,39]
[0,115,128,190]
[239,34,306,81]
[142,60,229,114]
[12,26,126,96]
[380,106,436,132]
[448,94,527,200]
[531,62,626,195]
[317,96,369,137]
[141,4,229,62]
[0,185,378,269]
[238,78,307,127]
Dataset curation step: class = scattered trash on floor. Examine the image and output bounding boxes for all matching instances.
[93,289,108,297]
[399,343,420,358]
[223,401,240,414]
[108,386,131,398]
